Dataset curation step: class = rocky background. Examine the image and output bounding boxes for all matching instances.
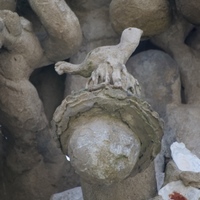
[0,0,200,200]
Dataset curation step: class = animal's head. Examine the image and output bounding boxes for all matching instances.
[120,27,143,44]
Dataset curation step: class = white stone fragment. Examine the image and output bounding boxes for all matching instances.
[170,142,200,172]
[65,155,70,161]
[158,180,200,200]
[50,187,83,200]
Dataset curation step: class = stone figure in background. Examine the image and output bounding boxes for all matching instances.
[151,12,200,159]
[149,2,200,199]
[0,0,82,199]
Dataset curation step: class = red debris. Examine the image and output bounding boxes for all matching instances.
[169,191,187,200]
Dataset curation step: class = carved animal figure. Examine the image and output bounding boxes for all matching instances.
[55,27,143,95]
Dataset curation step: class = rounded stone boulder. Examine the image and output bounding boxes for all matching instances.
[176,0,200,25]
[67,0,111,10]
[53,88,163,185]
[109,0,171,37]
[68,115,141,185]
[0,0,16,11]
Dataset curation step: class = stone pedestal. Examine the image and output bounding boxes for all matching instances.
[53,87,163,200]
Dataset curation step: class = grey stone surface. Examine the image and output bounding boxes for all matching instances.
[67,0,111,11]
[110,0,171,37]
[0,1,82,199]
[167,104,200,158]
[186,27,200,51]
[30,66,65,122]
[68,115,141,185]
[0,0,16,11]
[127,50,181,119]
[53,85,163,199]
[50,187,83,200]
[171,142,200,173]
[176,0,200,25]
[149,196,163,200]
[180,171,200,188]
[82,162,158,200]
[159,180,200,200]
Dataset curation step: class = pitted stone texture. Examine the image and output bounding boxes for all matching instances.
[50,187,83,200]
[68,115,140,184]
[53,88,163,184]
[110,0,171,37]
[176,0,200,25]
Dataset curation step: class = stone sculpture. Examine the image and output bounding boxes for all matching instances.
[53,27,163,200]
[1,0,200,199]
[0,1,82,199]
[55,27,142,96]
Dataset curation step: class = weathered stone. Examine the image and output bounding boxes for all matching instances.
[28,0,82,62]
[30,65,66,122]
[176,0,200,25]
[127,50,181,119]
[151,16,199,104]
[50,187,83,200]
[127,50,181,191]
[81,162,157,200]
[63,4,118,95]
[171,142,200,173]
[53,88,163,185]
[164,160,181,186]
[68,115,141,185]
[167,105,200,158]
[158,180,200,200]
[67,0,111,11]
[186,28,200,51]
[180,171,200,188]
[165,142,200,189]
[0,1,82,199]
[0,0,16,11]
[55,27,143,97]
[149,195,163,200]
[110,0,172,37]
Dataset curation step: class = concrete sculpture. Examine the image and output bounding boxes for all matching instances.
[55,27,143,96]
[1,0,200,199]
[53,27,163,199]
[0,1,82,199]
